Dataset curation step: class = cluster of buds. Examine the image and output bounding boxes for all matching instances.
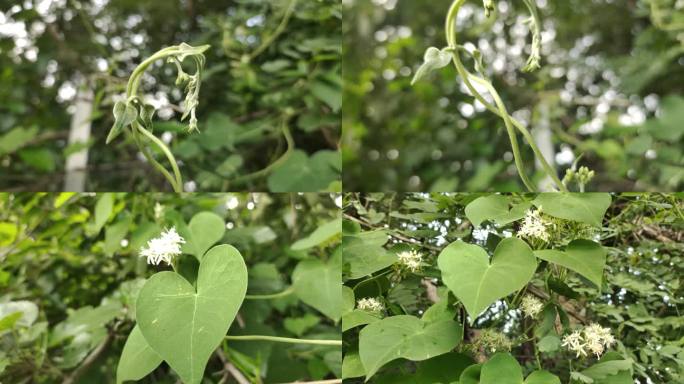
[475,329,513,354]
[561,323,616,358]
[397,250,424,273]
[563,166,596,191]
[517,208,551,243]
[520,295,544,318]
[356,297,384,314]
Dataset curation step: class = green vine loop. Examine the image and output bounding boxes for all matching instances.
[414,0,568,192]
[225,335,341,346]
[227,114,295,188]
[248,0,299,61]
[107,43,210,191]
[244,286,295,300]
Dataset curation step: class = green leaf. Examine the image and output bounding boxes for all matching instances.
[107,101,137,144]
[460,364,483,384]
[537,334,561,353]
[342,309,382,331]
[139,103,156,129]
[481,353,524,384]
[0,312,23,332]
[283,314,320,337]
[415,352,474,384]
[311,80,342,112]
[0,126,38,156]
[342,230,396,280]
[136,245,247,384]
[116,325,162,384]
[18,148,56,172]
[182,211,226,260]
[0,222,18,246]
[525,370,561,384]
[465,195,531,227]
[411,47,453,85]
[582,354,633,384]
[292,255,342,322]
[438,237,536,321]
[342,286,355,315]
[291,218,341,250]
[93,193,114,235]
[534,240,606,287]
[267,150,340,192]
[359,315,463,380]
[342,351,365,379]
[532,193,612,227]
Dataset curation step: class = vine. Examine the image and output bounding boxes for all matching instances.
[106,43,209,192]
[411,0,567,192]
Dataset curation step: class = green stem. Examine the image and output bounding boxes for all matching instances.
[249,0,298,60]
[244,286,294,300]
[130,124,179,191]
[444,0,568,192]
[225,335,341,346]
[137,124,183,192]
[228,116,295,187]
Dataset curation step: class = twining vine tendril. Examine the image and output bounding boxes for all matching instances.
[106,43,209,192]
[412,0,568,192]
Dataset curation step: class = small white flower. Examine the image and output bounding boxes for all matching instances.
[562,323,615,359]
[397,250,423,272]
[140,227,185,266]
[356,297,384,313]
[562,331,587,358]
[520,295,544,318]
[517,208,551,242]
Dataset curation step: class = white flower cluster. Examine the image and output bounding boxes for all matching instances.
[561,323,616,358]
[356,297,384,313]
[520,295,544,318]
[517,208,551,242]
[397,250,423,272]
[140,227,185,266]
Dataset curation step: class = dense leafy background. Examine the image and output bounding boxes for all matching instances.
[343,0,684,192]
[342,193,684,383]
[0,192,342,383]
[0,0,341,192]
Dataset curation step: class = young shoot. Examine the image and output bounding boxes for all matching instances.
[106,43,210,192]
[412,0,568,192]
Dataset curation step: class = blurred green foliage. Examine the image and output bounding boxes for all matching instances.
[0,0,341,192]
[0,192,342,383]
[342,0,684,192]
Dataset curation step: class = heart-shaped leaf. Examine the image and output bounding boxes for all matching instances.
[136,244,247,384]
[465,195,531,227]
[139,103,156,129]
[532,193,611,227]
[116,325,162,384]
[291,217,341,250]
[411,47,453,85]
[342,230,396,280]
[481,353,523,384]
[525,370,561,384]
[182,212,226,260]
[107,101,137,144]
[293,252,342,322]
[438,237,536,321]
[359,315,463,380]
[534,240,606,288]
